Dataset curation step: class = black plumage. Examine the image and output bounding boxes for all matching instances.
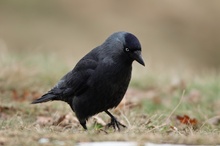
[32,31,145,130]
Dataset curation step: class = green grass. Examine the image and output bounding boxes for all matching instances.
[1,52,220,145]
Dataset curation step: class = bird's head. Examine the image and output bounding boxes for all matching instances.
[123,32,145,66]
[104,32,145,66]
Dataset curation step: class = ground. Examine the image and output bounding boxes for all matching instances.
[0,53,220,145]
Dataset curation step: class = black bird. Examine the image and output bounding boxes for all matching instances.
[32,31,145,130]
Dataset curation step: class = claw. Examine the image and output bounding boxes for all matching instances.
[106,117,126,131]
[105,110,126,131]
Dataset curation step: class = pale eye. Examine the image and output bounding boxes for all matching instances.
[125,48,130,52]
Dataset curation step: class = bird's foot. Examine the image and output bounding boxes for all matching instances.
[106,117,126,131]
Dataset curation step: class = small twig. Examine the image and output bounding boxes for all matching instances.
[120,110,131,128]
[147,123,167,133]
[166,90,185,123]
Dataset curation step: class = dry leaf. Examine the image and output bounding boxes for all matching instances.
[176,115,198,125]
[11,89,19,101]
[11,89,30,102]
[54,113,79,127]
[31,91,42,100]
[21,90,31,101]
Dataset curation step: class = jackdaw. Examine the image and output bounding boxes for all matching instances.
[32,31,145,130]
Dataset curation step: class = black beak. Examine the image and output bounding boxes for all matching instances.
[133,50,145,66]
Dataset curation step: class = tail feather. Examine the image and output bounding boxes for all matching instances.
[31,93,56,104]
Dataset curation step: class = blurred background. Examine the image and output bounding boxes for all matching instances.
[0,0,220,73]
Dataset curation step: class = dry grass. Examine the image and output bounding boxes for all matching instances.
[0,52,220,145]
[1,1,220,145]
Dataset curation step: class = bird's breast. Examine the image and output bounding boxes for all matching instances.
[73,64,132,119]
[90,64,132,108]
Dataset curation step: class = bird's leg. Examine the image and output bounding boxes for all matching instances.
[79,119,87,130]
[105,110,126,131]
